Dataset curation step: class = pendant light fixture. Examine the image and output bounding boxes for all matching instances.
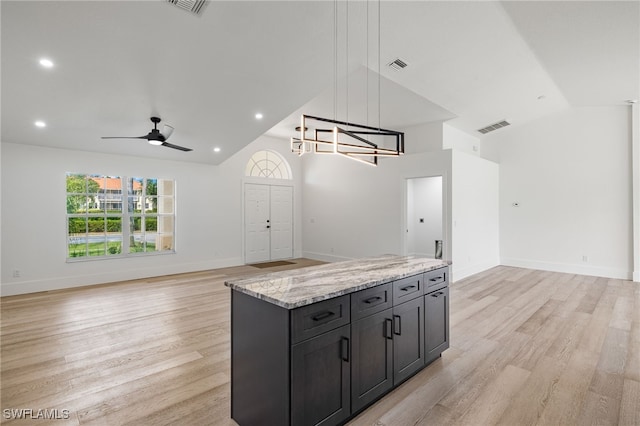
[291,0,404,166]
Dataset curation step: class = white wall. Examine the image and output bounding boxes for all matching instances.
[443,123,481,156]
[451,150,500,280]
[489,106,633,279]
[301,150,453,264]
[407,177,442,257]
[402,121,444,154]
[0,136,301,295]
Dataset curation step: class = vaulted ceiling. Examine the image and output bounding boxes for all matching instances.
[2,1,638,165]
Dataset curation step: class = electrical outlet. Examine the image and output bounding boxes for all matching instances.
[582,255,588,262]
[12,269,21,278]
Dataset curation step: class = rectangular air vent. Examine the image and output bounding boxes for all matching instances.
[477,120,510,134]
[166,0,208,16]
[388,58,408,71]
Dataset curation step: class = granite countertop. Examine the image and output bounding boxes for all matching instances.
[224,255,449,309]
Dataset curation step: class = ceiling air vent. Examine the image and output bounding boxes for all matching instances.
[388,58,408,71]
[477,120,511,134]
[166,0,208,16]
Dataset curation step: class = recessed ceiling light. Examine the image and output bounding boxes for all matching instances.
[213,147,221,153]
[537,95,546,100]
[39,58,54,68]
[34,120,46,128]
[255,113,263,120]
[627,99,638,104]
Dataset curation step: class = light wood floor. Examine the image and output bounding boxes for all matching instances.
[1,261,638,425]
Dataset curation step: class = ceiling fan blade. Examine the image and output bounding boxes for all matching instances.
[162,142,193,152]
[161,124,174,140]
[101,136,148,140]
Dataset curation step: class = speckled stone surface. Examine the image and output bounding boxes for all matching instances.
[225,255,449,309]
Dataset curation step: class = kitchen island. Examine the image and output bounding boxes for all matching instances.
[225,255,450,426]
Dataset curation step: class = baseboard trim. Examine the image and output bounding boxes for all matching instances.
[452,259,500,282]
[501,257,633,280]
[0,257,244,297]
[301,251,353,263]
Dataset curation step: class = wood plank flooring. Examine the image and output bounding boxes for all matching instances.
[1,262,638,425]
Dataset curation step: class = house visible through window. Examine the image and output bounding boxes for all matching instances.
[66,173,175,259]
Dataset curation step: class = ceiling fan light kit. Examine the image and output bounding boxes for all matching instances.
[101,117,193,152]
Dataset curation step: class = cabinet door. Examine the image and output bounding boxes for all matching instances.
[425,287,450,364]
[351,308,393,412]
[392,296,425,385]
[291,325,351,426]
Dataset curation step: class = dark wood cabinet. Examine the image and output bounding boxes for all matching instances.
[230,264,449,426]
[351,308,393,412]
[392,295,425,385]
[292,324,351,426]
[424,286,449,364]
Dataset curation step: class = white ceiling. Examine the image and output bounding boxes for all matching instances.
[2,1,638,165]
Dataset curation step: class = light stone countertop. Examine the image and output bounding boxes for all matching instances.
[224,255,449,309]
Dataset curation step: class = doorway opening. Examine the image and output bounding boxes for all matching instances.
[405,176,443,258]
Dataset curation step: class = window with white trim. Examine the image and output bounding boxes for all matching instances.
[66,173,175,259]
[245,150,292,179]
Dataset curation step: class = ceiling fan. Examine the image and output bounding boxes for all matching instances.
[101,117,193,151]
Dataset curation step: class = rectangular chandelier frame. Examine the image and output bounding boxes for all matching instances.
[291,115,404,166]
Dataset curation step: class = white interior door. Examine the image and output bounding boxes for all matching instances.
[245,184,270,263]
[270,186,293,260]
[244,183,293,263]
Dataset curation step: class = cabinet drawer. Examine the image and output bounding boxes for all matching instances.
[351,283,393,320]
[291,295,350,344]
[393,274,423,305]
[425,267,448,291]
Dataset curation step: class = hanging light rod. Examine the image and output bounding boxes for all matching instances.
[292,0,404,166]
[291,115,404,166]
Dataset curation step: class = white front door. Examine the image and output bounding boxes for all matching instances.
[244,183,293,263]
[245,184,271,263]
[270,185,293,260]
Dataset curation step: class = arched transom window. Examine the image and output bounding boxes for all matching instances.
[245,150,292,180]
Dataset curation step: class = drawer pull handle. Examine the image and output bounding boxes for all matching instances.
[393,315,402,336]
[364,296,382,304]
[384,318,393,339]
[341,337,350,362]
[431,291,444,298]
[400,285,417,292]
[312,311,335,321]
[430,276,443,282]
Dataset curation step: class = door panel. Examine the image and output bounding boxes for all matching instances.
[392,296,425,385]
[244,183,293,263]
[291,325,351,426]
[270,185,293,260]
[351,308,393,412]
[245,184,270,263]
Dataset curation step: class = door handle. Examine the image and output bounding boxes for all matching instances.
[341,337,349,362]
[393,315,402,336]
[430,276,443,282]
[384,318,393,339]
[400,285,417,292]
[364,296,382,304]
[312,311,335,321]
[430,291,444,298]
[266,225,271,228]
